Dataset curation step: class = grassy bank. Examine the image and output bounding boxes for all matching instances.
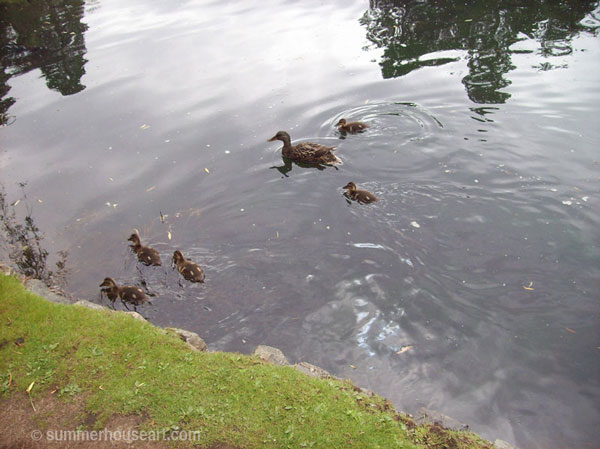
[0,273,494,448]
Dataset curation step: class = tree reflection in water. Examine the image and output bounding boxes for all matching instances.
[0,0,88,125]
[360,0,599,103]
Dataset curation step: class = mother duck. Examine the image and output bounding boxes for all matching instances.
[268,131,341,165]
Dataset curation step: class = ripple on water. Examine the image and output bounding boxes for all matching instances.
[321,101,444,144]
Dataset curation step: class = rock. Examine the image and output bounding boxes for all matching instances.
[414,407,469,431]
[494,439,519,449]
[294,362,331,379]
[0,263,16,276]
[123,311,146,322]
[357,387,376,397]
[166,327,207,352]
[252,345,289,366]
[74,300,108,311]
[24,279,72,305]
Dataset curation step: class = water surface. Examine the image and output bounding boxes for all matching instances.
[1,1,599,448]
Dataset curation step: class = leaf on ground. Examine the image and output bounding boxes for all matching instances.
[565,327,577,334]
[26,381,35,394]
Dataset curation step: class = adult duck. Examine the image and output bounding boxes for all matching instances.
[268,131,341,165]
[99,277,149,311]
[127,232,161,266]
[336,118,369,134]
[343,182,379,204]
[172,250,205,283]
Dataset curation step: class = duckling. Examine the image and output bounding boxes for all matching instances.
[127,232,161,266]
[99,277,149,311]
[268,131,341,165]
[343,182,379,204]
[172,250,205,283]
[336,118,369,134]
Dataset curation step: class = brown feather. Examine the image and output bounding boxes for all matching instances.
[172,250,205,283]
[343,182,379,204]
[268,131,341,165]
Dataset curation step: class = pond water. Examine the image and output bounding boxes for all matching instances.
[1,1,599,448]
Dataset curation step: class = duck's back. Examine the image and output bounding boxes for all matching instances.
[178,261,205,282]
[286,142,340,164]
[136,246,161,266]
[355,189,379,203]
[120,286,148,305]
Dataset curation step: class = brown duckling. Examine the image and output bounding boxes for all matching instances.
[343,182,379,204]
[172,250,205,283]
[99,277,149,311]
[127,232,161,266]
[268,131,341,165]
[336,118,369,134]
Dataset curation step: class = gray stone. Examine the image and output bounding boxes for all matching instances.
[24,279,72,304]
[294,362,331,379]
[166,327,207,352]
[494,439,519,449]
[74,299,108,311]
[123,311,147,322]
[0,263,16,276]
[358,387,376,397]
[252,345,289,366]
[414,407,469,431]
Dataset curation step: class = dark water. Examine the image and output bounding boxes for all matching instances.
[1,1,599,447]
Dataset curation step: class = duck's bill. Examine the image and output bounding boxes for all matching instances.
[267,136,278,142]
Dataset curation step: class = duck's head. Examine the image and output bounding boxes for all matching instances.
[99,277,117,288]
[343,182,357,192]
[336,119,348,127]
[268,131,290,142]
[172,250,185,265]
[127,232,141,245]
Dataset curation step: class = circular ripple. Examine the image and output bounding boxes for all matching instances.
[323,101,444,145]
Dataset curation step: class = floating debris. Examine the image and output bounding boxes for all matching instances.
[396,345,413,355]
[146,186,156,192]
[140,124,150,130]
[410,221,420,228]
[523,281,534,291]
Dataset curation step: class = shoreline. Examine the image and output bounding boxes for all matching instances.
[0,263,518,449]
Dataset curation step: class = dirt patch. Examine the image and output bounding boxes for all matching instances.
[0,393,168,448]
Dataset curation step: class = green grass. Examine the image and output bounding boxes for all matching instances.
[0,273,494,448]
